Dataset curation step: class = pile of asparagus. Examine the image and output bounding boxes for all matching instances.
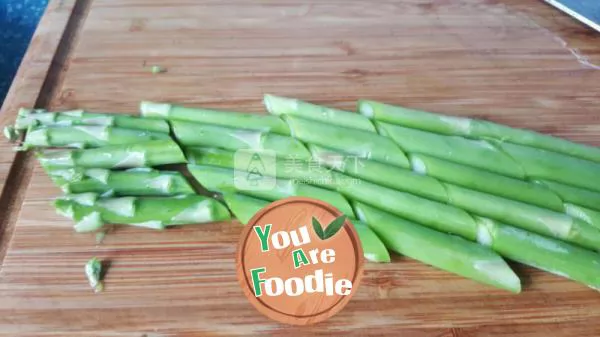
[5,95,600,293]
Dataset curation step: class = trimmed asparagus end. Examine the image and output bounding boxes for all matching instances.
[263,94,299,115]
[85,257,104,293]
[59,192,98,206]
[409,154,427,175]
[358,100,374,118]
[37,150,76,167]
[74,211,104,233]
[97,197,136,217]
[139,101,171,118]
[3,126,20,142]
[54,200,75,219]
[150,65,166,74]
[130,221,166,230]
[23,127,49,147]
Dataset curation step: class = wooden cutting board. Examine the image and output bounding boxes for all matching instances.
[1,0,599,335]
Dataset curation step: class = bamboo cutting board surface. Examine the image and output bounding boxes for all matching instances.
[0,0,600,335]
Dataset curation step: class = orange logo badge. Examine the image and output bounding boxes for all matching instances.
[236,197,364,325]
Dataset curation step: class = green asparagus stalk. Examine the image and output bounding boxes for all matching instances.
[355,202,521,293]
[15,108,170,133]
[376,121,525,178]
[37,140,187,169]
[221,192,270,225]
[185,147,335,189]
[331,172,479,241]
[54,193,231,232]
[21,125,169,150]
[358,100,600,164]
[263,94,376,132]
[283,115,410,168]
[497,142,600,192]
[475,217,600,290]
[170,120,311,159]
[139,101,291,135]
[187,164,354,216]
[219,193,390,262]
[444,183,600,250]
[535,180,600,212]
[351,219,391,263]
[47,167,194,196]
[309,144,448,203]
[409,153,564,211]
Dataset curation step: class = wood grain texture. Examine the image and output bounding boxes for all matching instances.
[0,0,599,335]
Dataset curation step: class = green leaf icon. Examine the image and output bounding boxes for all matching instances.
[323,215,347,239]
[312,216,325,240]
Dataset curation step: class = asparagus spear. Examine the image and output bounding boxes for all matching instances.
[331,172,479,241]
[475,217,600,290]
[48,167,194,196]
[410,153,564,211]
[283,115,410,168]
[498,142,600,193]
[263,94,376,132]
[139,101,291,135]
[359,100,600,164]
[54,193,231,232]
[535,179,600,212]
[221,192,270,225]
[15,108,170,133]
[220,193,390,262]
[187,164,354,216]
[21,125,169,150]
[185,147,335,189]
[309,144,448,203]
[37,140,187,169]
[376,121,525,178]
[444,183,600,250]
[355,202,521,293]
[170,120,311,159]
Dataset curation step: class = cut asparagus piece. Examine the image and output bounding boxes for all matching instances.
[498,142,600,192]
[410,153,564,211]
[263,94,376,132]
[187,164,354,216]
[333,172,478,240]
[358,100,600,164]
[476,217,600,290]
[21,125,170,150]
[221,192,270,225]
[54,193,231,232]
[139,101,290,135]
[37,140,187,169]
[85,257,104,293]
[220,193,389,263]
[50,168,194,196]
[185,147,335,189]
[535,179,600,212]
[283,115,410,168]
[350,218,391,263]
[444,183,600,250]
[170,120,310,159]
[309,144,448,203]
[15,108,170,133]
[355,202,521,293]
[376,121,525,178]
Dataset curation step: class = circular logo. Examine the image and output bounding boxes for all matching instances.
[236,197,364,325]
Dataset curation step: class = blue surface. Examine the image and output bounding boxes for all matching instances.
[0,0,48,103]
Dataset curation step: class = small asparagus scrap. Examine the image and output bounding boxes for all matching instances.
[171,120,311,159]
[20,125,169,150]
[55,193,231,232]
[140,101,291,135]
[37,139,187,169]
[263,94,376,132]
[359,100,600,164]
[14,108,170,133]
[46,167,194,196]
[85,257,104,293]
